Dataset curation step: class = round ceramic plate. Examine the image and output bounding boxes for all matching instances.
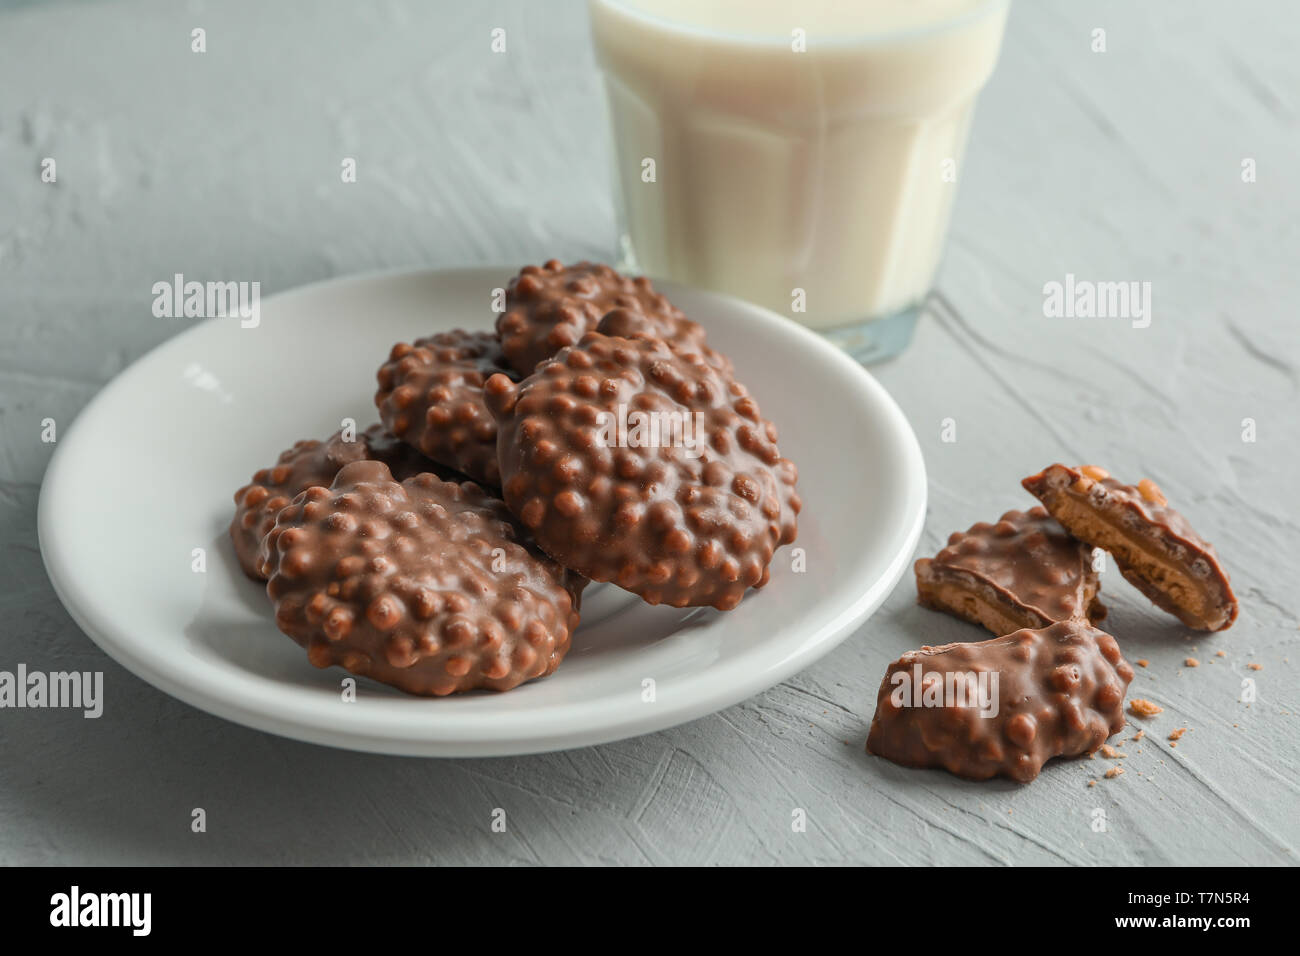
[38,267,926,756]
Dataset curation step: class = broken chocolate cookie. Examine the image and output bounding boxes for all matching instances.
[915,507,1105,636]
[1022,464,1237,631]
[866,620,1134,783]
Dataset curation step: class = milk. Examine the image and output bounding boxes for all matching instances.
[588,0,1010,337]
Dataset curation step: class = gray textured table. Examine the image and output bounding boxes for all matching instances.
[2,0,1296,865]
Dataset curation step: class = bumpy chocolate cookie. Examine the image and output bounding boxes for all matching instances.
[1022,464,1238,631]
[262,460,584,696]
[915,507,1106,636]
[375,330,516,487]
[229,424,441,581]
[866,620,1134,783]
[485,331,800,610]
[496,260,690,374]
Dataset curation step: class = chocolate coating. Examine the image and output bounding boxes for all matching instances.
[915,507,1105,636]
[229,424,444,581]
[496,260,689,374]
[1022,464,1238,631]
[866,620,1134,783]
[485,331,800,610]
[262,460,584,696]
[375,330,516,488]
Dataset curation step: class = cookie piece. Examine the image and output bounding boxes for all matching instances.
[596,307,732,374]
[915,507,1106,636]
[866,620,1134,783]
[1022,464,1237,631]
[485,331,800,610]
[262,460,584,696]
[375,330,516,487]
[229,424,443,581]
[496,260,689,374]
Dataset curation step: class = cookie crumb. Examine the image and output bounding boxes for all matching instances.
[1169,727,1187,741]
[1136,659,1149,668]
[1130,698,1163,717]
[1248,662,1263,671]
[1185,657,1199,667]
[1216,650,1227,658]
[1104,766,1125,779]
[1131,730,1145,741]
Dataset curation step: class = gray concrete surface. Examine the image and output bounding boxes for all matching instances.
[1,0,1297,865]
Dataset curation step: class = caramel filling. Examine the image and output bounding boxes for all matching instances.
[920,580,1035,637]
[1053,492,1213,622]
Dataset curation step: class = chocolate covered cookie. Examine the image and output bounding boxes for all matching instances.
[915,507,1105,636]
[1022,464,1237,631]
[495,260,689,374]
[866,620,1134,783]
[262,460,584,696]
[485,331,800,610]
[229,423,441,581]
[375,330,516,487]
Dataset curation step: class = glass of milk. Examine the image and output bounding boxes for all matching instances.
[588,0,1010,362]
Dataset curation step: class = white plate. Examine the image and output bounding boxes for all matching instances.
[38,267,926,756]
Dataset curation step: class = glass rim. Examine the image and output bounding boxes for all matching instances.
[588,0,1011,49]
